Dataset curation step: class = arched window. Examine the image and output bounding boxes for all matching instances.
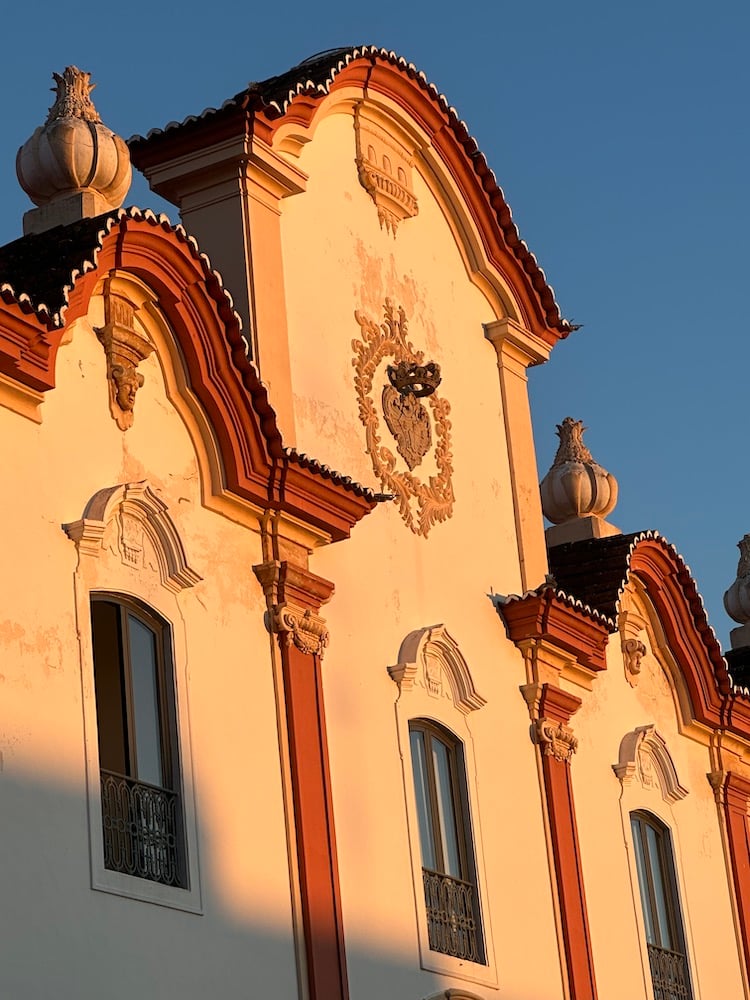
[409,720,485,964]
[91,596,186,888]
[630,811,692,999]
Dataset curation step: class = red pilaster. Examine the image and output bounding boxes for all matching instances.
[255,559,348,1000]
[722,772,750,981]
[537,684,598,1000]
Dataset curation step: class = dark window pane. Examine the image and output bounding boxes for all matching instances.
[410,729,437,870]
[128,614,164,788]
[91,601,128,775]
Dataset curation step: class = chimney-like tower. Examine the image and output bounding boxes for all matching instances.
[17,66,131,235]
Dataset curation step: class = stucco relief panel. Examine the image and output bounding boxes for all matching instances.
[353,298,454,537]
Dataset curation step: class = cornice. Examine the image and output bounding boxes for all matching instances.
[497,585,610,674]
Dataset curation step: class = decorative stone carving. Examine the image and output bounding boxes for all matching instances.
[95,281,153,430]
[724,535,750,650]
[536,718,578,763]
[273,603,329,658]
[17,66,131,235]
[388,624,486,714]
[63,481,201,593]
[540,417,619,545]
[612,725,688,804]
[353,299,454,536]
[354,105,418,236]
[622,637,647,682]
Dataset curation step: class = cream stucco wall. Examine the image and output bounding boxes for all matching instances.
[570,584,745,1000]
[277,103,565,999]
[0,293,299,998]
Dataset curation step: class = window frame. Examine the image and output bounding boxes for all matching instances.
[91,594,188,890]
[78,584,202,913]
[630,810,694,1000]
[409,718,486,965]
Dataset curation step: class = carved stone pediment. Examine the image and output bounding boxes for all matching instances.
[354,105,418,236]
[95,279,153,430]
[613,725,688,804]
[388,624,485,714]
[63,480,201,593]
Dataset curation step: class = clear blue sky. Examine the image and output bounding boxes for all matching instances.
[2,2,748,645]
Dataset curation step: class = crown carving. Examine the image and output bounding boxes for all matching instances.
[386,360,441,398]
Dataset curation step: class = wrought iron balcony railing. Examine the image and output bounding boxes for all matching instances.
[647,943,692,1000]
[100,770,185,888]
[422,867,483,963]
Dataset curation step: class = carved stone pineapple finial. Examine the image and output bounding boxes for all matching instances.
[540,417,620,546]
[17,66,131,235]
[724,536,750,651]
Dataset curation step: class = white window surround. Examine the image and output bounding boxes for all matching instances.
[388,624,497,988]
[64,481,203,913]
[612,724,700,1000]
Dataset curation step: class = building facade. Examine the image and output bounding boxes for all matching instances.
[1,48,750,1000]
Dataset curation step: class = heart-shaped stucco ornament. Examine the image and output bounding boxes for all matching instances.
[382,385,431,470]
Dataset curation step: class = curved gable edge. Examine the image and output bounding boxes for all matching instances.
[129,48,574,349]
[0,209,375,541]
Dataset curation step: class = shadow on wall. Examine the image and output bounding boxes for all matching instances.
[0,771,555,1000]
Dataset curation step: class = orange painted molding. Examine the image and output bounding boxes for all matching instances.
[254,559,349,1000]
[499,587,610,674]
[719,771,750,981]
[0,213,375,541]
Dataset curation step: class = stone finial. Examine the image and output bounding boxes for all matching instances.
[540,417,620,546]
[724,536,750,651]
[16,66,131,235]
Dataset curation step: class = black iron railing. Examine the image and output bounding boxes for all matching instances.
[100,770,185,887]
[422,867,482,962]
[647,943,692,1000]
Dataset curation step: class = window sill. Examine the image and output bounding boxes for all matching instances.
[418,946,497,988]
[92,867,203,914]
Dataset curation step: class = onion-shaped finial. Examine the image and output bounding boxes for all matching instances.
[540,417,620,545]
[16,66,131,234]
[724,536,750,627]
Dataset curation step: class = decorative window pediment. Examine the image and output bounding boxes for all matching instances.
[613,725,688,804]
[63,480,201,593]
[388,624,485,714]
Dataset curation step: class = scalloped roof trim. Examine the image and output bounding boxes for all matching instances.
[127,45,570,334]
[497,581,614,629]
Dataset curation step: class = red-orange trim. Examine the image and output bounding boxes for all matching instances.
[625,539,747,734]
[538,684,598,1000]
[0,213,375,541]
[260,561,349,1000]
[721,772,750,981]
[500,587,610,673]
[130,51,571,347]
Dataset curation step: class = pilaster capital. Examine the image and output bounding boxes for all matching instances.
[536,717,579,763]
[253,559,334,659]
[484,318,550,371]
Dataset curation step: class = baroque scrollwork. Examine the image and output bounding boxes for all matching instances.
[353,299,454,537]
[273,603,329,658]
[536,718,578,763]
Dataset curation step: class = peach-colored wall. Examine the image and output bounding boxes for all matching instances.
[0,297,299,998]
[571,586,745,999]
[278,103,565,999]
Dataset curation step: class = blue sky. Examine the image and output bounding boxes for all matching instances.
[2,2,748,644]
